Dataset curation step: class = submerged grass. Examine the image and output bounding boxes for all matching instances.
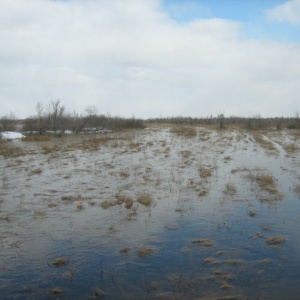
[137,193,153,206]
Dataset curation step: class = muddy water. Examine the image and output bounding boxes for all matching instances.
[0,127,300,299]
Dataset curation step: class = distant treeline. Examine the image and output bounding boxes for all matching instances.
[0,100,299,133]
[146,115,300,130]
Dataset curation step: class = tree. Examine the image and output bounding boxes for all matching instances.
[48,100,65,132]
[0,112,16,131]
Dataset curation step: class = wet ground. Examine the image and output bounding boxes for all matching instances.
[0,126,300,299]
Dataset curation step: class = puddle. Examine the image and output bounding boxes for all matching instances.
[0,127,300,299]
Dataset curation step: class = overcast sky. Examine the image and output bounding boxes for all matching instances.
[1,0,300,119]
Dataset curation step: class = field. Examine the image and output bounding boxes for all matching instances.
[0,126,300,299]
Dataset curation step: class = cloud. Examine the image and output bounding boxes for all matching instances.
[266,0,300,24]
[0,0,300,118]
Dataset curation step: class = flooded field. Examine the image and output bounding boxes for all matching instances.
[0,126,300,299]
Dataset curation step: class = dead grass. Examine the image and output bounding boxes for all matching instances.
[61,195,83,201]
[294,184,300,195]
[0,214,10,222]
[223,183,237,196]
[29,168,42,175]
[253,133,278,154]
[76,202,84,210]
[137,193,153,206]
[22,135,52,142]
[265,236,286,245]
[198,187,209,197]
[254,173,280,196]
[285,143,299,154]
[52,257,68,266]
[192,238,214,247]
[0,146,27,158]
[136,245,154,257]
[50,287,62,294]
[170,126,197,138]
[199,167,213,178]
[203,258,219,265]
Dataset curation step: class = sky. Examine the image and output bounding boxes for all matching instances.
[1,0,300,119]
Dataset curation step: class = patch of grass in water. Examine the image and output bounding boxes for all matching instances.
[137,193,152,206]
[265,236,286,245]
[52,257,68,267]
[50,287,62,294]
[29,168,42,175]
[136,245,154,257]
[199,167,213,178]
[192,238,214,247]
[223,183,237,196]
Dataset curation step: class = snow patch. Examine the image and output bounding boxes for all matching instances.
[0,131,25,140]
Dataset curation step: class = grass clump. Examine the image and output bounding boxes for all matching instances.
[254,173,280,196]
[52,257,68,267]
[29,168,42,175]
[51,287,62,294]
[192,238,214,247]
[137,193,152,206]
[199,167,212,178]
[266,236,286,245]
[294,184,300,195]
[223,183,237,196]
[136,245,154,257]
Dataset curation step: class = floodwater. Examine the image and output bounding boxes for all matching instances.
[0,126,300,299]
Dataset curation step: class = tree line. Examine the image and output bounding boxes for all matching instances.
[0,101,300,133]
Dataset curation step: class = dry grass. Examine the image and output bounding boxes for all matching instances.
[198,187,209,197]
[170,126,197,138]
[76,202,84,210]
[29,168,42,175]
[192,238,214,247]
[266,236,286,245]
[253,133,278,153]
[137,193,153,206]
[50,287,62,294]
[254,173,280,196]
[0,146,27,158]
[119,171,130,178]
[285,143,299,154]
[223,183,237,196]
[0,214,10,222]
[52,257,68,266]
[199,167,213,178]
[294,184,300,195]
[203,258,219,265]
[136,245,154,257]
[22,135,52,142]
[61,195,83,201]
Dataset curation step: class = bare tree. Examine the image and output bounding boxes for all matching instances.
[74,106,97,133]
[48,100,65,132]
[0,112,16,131]
[36,102,44,134]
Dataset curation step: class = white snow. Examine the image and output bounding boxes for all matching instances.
[0,131,25,140]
